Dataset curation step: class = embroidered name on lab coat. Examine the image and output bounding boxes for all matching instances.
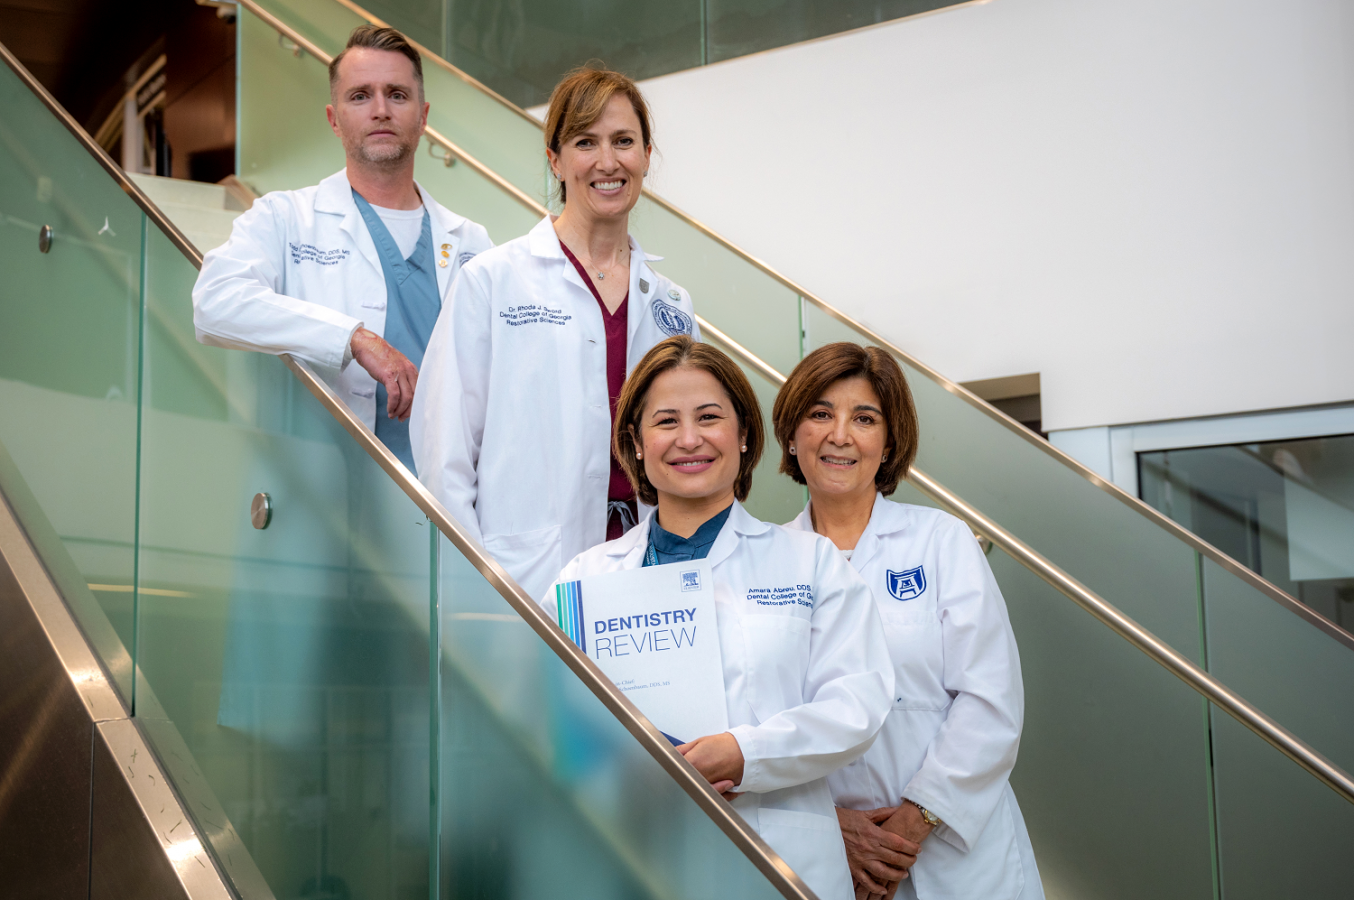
[499,304,572,326]
[747,585,813,608]
[289,242,350,266]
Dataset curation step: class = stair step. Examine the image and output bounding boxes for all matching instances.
[129,172,230,210]
[151,201,241,241]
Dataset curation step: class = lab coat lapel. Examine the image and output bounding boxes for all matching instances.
[847,493,895,573]
[318,170,383,282]
[534,217,605,342]
[706,500,766,571]
[418,181,466,302]
[626,234,663,364]
[790,493,894,572]
[606,512,652,570]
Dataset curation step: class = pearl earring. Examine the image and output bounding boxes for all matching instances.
[636,451,642,459]
[741,445,747,452]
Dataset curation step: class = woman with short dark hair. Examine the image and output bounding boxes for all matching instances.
[550,336,895,900]
[774,342,1044,900]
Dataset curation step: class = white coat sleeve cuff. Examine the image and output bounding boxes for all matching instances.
[904,787,973,854]
[341,321,363,370]
[727,724,764,792]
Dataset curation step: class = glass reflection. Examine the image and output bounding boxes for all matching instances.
[1139,434,1354,628]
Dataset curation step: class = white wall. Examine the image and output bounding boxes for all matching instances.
[625,0,1354,432]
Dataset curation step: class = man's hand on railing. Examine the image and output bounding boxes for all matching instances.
[351,327,418,421]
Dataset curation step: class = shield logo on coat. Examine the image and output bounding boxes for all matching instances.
[886,566,926,601]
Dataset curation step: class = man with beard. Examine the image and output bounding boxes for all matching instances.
[192,25,491,472]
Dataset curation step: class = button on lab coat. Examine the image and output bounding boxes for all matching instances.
[789,495,1044,900]
[411,216,699,601]
[548,501,895,900]
[192,168,492,431]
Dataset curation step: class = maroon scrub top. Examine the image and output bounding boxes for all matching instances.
[560,242,637,540]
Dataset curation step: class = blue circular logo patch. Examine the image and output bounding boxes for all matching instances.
[652,298,693,336]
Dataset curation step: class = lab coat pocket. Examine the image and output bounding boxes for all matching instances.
[756,808,852,900]
[883,614,946,710]
[484,524,562,599]
[741,615,811,724]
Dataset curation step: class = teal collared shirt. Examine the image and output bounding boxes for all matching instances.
[643,504,733,567]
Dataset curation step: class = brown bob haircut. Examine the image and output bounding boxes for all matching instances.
[772,342,919,496]
[614,336,764,507]
[329,25,424,100]
[544,66,653,205]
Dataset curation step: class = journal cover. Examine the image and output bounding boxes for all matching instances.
[555,560,728,745]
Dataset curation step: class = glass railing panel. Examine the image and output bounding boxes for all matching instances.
[1209,711,1354,899]
[705,0,964,63]
[880,480,1217,898]
[629,200,804,378]
[270,0,981,108]
[134,217,435,898]
[271,0,704,111]
[134,217,437,899]
[1140,436,1354,628]
[436,0,704,110]
[1200,557,1354,895]
[239,4,539,244]
[0,61,144,700]
[436,532,790,900]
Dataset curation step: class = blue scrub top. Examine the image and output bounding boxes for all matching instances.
[352,189,440,474]
[643,504,733,567]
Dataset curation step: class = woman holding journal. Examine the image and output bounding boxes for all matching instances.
[412,67,696,601]
[548,336,894,900]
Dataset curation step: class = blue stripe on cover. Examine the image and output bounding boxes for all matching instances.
[554,580,585,653]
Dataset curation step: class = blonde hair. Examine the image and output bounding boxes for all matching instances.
[543,66,653,205]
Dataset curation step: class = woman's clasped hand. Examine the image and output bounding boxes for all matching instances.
[836,806,921,899]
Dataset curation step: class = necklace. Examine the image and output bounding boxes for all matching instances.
[577,246,629,282]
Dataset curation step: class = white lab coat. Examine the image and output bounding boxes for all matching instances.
[412,215,700,601]
[192,168,492,431]
[788,495,1044,900]
[548,501,895,900]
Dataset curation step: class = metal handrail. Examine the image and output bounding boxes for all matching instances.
[696,328,1354,807]
[312,0,1354,651]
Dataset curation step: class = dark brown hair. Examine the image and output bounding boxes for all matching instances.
[328,25,424,100]
[544,66,653,205]
[772,343,919,495]
[614,336,764,507]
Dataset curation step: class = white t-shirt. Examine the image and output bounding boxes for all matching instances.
[371,203,425,260]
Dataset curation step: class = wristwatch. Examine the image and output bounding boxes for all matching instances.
[910,800,941,827]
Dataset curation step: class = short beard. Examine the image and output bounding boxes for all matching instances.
[348,134,415,168]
